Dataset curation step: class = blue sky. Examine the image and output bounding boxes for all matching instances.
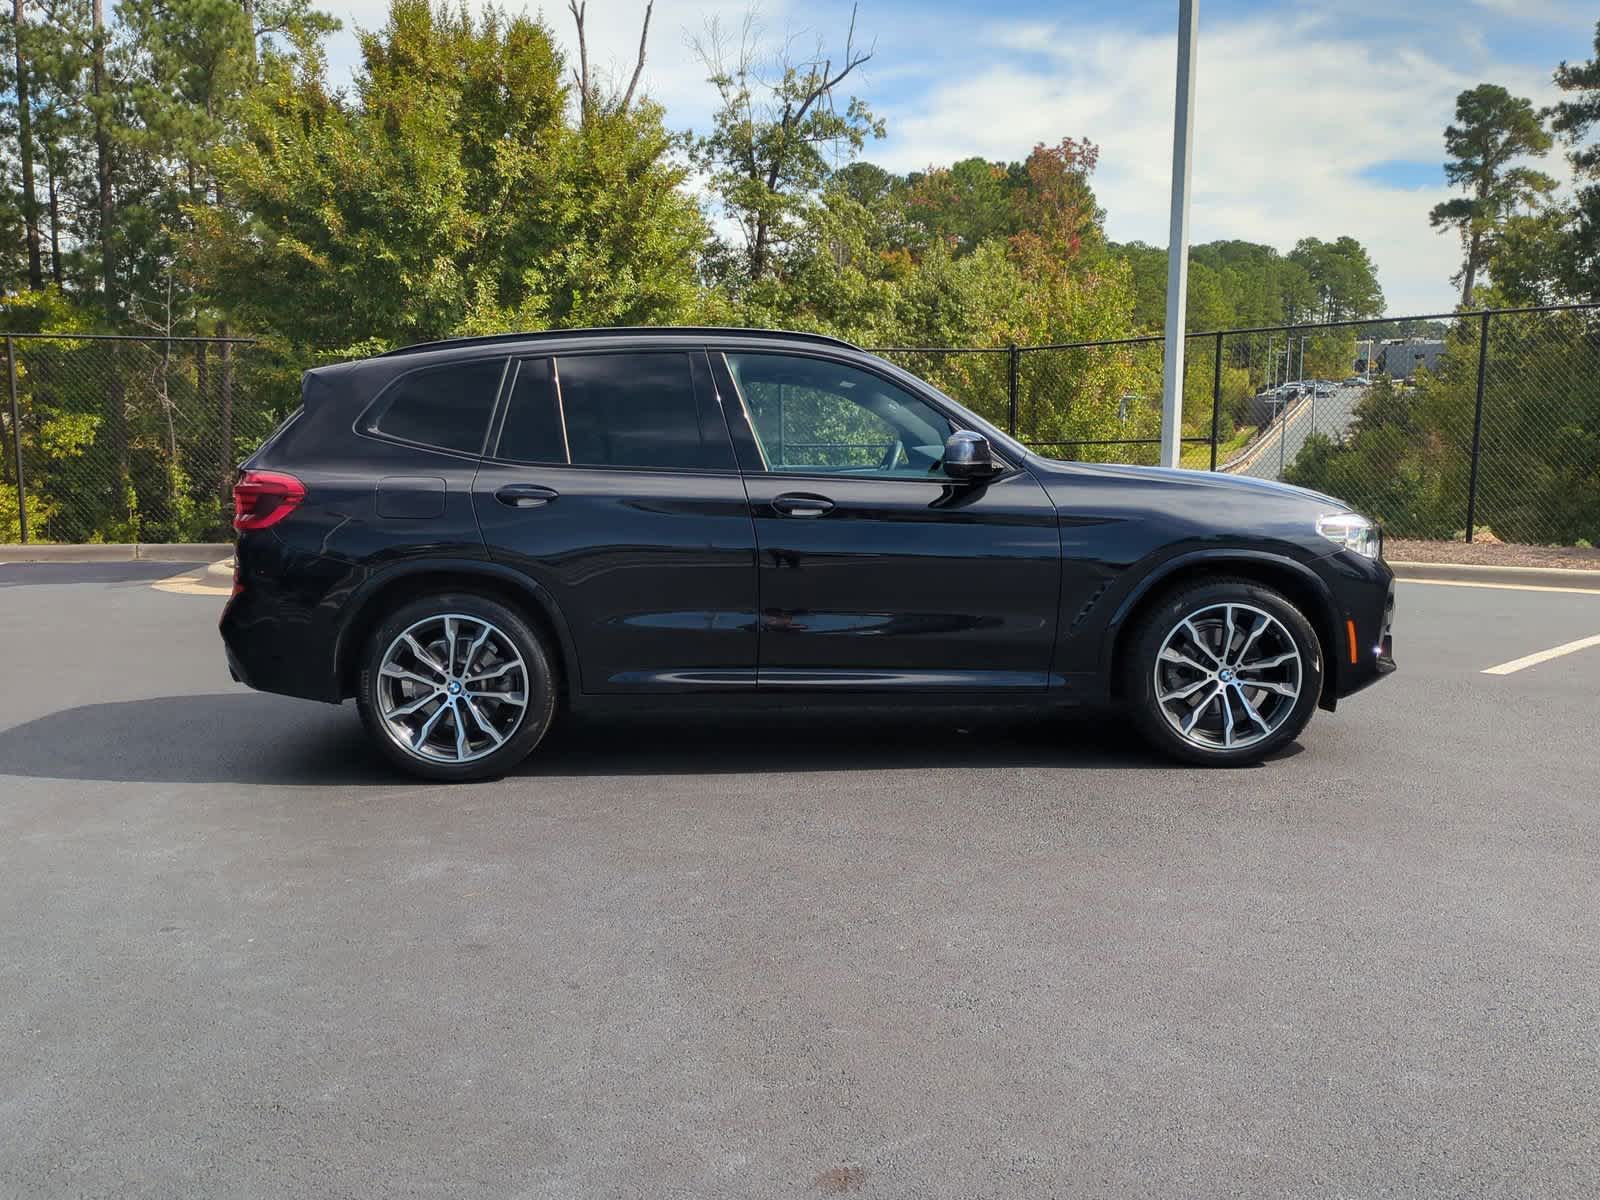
[318,0,1600,315]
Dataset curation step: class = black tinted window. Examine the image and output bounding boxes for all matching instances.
[496,358,567,463]
[556,352,728,470]
[372,359,504,454]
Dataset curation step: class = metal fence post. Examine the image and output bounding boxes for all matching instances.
[1209,331,1223,471]
[1278,399,1287,480]
[220,336,236,510]
[1007,343,1020,436]
[6,337,25,544]
[1464,311,1491,543]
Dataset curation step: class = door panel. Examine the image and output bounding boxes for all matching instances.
[707,348,1061,690]
[742,470,1061,688]
[473,463,758,691]
[472,350,757,694]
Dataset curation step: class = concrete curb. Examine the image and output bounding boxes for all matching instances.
[1390,560,1600,588]
[0,542,233,563]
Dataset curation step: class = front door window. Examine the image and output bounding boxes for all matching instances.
[724,353,955,478]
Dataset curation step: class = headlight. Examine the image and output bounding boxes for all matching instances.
[1316,511,1381,559]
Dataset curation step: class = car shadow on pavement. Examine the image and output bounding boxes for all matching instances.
[0,692,1248,785]
[0,692,393,786]
[521,710,1176,778]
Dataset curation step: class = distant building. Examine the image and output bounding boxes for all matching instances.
[1374,339,1446,379]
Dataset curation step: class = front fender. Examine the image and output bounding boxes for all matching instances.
[1092,546,1345,704]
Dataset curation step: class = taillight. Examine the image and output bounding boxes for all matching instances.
[233,469,306,531]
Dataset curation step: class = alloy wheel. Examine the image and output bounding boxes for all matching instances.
[1152,602,1303,752]
[375,613,529,764]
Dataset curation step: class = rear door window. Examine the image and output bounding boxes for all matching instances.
[496,358,568,464]
[370,359,505,454]
[495,351,733,471]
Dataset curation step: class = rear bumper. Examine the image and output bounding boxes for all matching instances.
[219,533,345,704]
[221,593,342,703]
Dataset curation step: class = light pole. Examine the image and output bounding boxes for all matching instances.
[1158,0,1198,468]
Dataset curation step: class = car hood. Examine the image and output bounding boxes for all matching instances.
[1030,459,1352,512]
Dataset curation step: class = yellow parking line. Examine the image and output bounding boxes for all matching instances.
[1483,632,1600,675]
[152,558,233,597]
[1399,578,1600,596]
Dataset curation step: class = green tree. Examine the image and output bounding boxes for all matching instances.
[1547,21,1600,301]
[1483,210,1572,305]
[692,5,883,292]
[193,0,704,349]
[10,0,44,288]
[1112,244,1233,332]
[1288,236,1384,321]
[901,156,1017,255]
[1429,84,1555,308]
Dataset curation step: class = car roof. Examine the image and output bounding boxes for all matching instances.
[374,326,861,359]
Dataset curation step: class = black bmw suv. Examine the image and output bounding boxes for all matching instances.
[221,327,1395,781]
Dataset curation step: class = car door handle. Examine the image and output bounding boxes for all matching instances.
[771,493,835,518]
[495,483,559,509]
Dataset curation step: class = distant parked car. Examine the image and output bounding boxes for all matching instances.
[221,327,1396,780]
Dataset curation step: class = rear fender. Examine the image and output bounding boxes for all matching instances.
[332,558,581,700]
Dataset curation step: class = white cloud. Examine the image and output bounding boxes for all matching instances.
[872,10,1567,315]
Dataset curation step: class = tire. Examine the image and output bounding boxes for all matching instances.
[355,591,558,782]
[1121,577,1323,767]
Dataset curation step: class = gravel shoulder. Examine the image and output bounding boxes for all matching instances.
[1387,538,1600,571]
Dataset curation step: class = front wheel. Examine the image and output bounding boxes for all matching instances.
[1122,578,1323,766]
[356,592,557,782]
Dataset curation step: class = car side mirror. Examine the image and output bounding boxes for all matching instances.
[943,431,999,481]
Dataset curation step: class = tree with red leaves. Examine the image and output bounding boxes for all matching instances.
[1010,137,1106,269]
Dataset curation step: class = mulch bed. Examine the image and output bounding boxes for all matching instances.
[1387,538,1600,571]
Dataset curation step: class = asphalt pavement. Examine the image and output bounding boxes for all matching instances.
[2,562,1598,1198]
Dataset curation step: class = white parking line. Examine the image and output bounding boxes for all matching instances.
[1482,633,1600,676]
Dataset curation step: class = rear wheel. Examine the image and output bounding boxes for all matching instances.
[356,592,557,782]
[1122,578,1323,766]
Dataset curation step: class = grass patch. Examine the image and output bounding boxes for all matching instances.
[1179,426,1254,470]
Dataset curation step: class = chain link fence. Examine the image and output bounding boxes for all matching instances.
[1,333,316,544]
[4,305,1599,546]
[876,335,1222,467]
[1241,307,1600,547]
[881,304,1600,547]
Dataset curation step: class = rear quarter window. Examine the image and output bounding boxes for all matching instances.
[368,358,506,454]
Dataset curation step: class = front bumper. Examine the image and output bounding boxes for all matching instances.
[1317,549,1396,704]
